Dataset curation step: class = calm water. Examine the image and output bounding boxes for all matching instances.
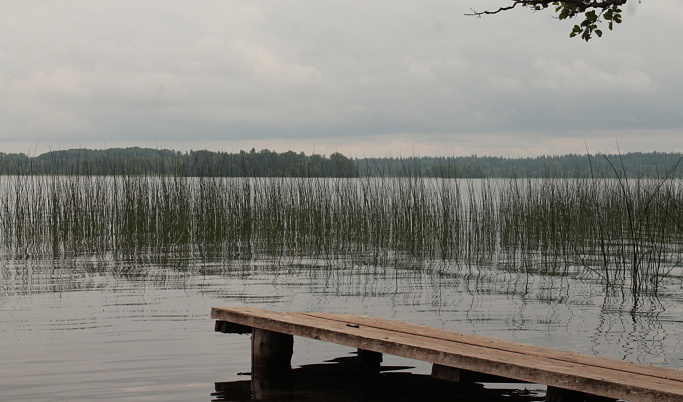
[2,250,682,401]
[2,176,683,401]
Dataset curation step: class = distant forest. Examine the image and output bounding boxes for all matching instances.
[358,152,683,178]
[0,147,359,177]
[0,147,682,178]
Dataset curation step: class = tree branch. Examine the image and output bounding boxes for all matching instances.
[466,0,630,41]
[466,0,628,17]
[465,3,522,17]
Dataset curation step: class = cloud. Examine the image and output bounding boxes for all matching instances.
[533,59,652,94]
[0,0,682,156]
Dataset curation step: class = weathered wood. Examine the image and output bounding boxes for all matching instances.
[306,312,683,383]
[251,328,293,371]
[250,328,293,398]
[215,320,252,334]
[431,363,464,382]
[211,307,683,402]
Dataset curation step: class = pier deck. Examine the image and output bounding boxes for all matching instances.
[211,306,683,402]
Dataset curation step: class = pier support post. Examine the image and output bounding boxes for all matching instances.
[431,364,525,383]
[546,386,617,402]
[251,328,294,371]
[356,349,383,372]
[431,364,464,382]
[215,320,252,334]
[251,328,293,398]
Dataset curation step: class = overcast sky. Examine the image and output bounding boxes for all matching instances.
[2,0,682,157]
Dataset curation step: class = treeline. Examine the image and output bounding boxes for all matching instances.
[358,152,683,178]
[0,147,681,178]
[0,147,359,177]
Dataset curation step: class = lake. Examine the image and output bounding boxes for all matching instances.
[1,176,682,401]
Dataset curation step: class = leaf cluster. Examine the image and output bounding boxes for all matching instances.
[538,1,625,41]
[470,1,631,41]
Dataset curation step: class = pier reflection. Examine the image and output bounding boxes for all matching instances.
[212,355,544,401]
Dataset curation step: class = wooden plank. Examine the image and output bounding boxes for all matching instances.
[304,312,683,383]
[232,308,682,401]
[212,306,680,394]
[211,307,683,402]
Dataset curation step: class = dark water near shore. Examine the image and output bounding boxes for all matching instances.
[2,251,682,401]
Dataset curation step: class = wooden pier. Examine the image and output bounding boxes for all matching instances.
[211,306,683,402]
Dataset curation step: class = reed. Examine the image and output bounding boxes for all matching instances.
[1,166,682,296]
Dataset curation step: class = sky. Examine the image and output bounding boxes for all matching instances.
[1,0,682,158]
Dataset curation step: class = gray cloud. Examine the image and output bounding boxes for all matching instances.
[1,0,683,156]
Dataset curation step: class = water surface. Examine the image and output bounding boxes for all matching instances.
[2,252,681,401]
[2,176,683,400]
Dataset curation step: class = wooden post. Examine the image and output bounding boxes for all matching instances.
[251,328,294,370]
[250,328,293,398]
[546,386,617,402]
[356,349,383,373]
[431,364,464,382]
[431,364,526,383]
[214,320,252,334]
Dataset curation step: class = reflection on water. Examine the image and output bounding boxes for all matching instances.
[211,355,545,401]
[1,247,682,401]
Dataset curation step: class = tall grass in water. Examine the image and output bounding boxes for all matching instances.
[497,176,683,293]
[1,170,682,297]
